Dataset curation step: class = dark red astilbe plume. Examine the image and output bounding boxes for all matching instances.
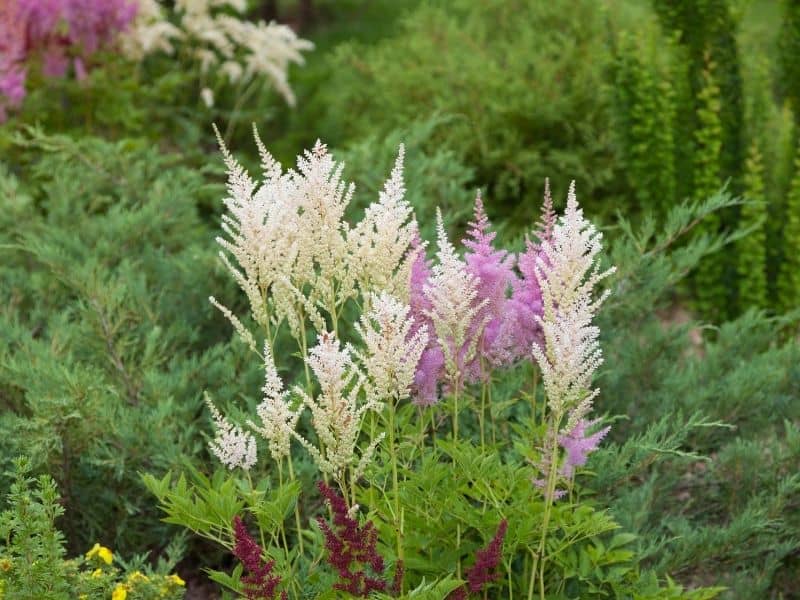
[447,519,508,598]
[232,515,287,600]
[466,519,508,593]
[316,480,388,597]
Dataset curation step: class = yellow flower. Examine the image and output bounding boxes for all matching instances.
[85,543,113,565]
[127,570,149,584]
[79,595,88,600]
[0,558,10,572]
[111,584,128,600]
[90,568,103,579]
[168,573,186,587]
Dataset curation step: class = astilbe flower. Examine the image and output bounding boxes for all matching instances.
[0,0,137,120]
[348,146,418,301]
[232,516,286,600]
[461,192,518,379]
[506,180,555,360]
[247,341,299,463]
[531,181,615,430]
[205,395,258,470]
[423,209,487,395]
[290,333,383,484]
[448,520,508,598]
[407,231,445,406]
[558,418,610,479]
[355,292,428,404]
[316,481,389,597]
[213,134,416,347]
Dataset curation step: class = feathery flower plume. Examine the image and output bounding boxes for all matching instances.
[462,192,518,377]
[248,341,299,463]
[531,182,615,430]
[316,481,389,597]
[507,181,556,360]
[355,292,428,404]
[122,0,312,105]
[424,209,487,394]
[559,418,610,479]
[205,395,257,470]
[348,146,417,300]
[465,520,508,593]
[232,516,286,600]
[406,231,445,405]
[291,333,383,484]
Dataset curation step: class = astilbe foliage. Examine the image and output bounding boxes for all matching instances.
[232,516,286,600]
[316,481,389,597]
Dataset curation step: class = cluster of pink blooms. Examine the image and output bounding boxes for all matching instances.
[0,0,137,120]
[408,185,555,405]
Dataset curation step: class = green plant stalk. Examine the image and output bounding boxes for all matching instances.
[530,416,562,600]
[387,395,405,581]
[286,457,305,558]
[452,384,460,442]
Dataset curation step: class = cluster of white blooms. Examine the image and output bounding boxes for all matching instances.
[355,292,428,404]
[248,342,298,463]
[205,395,258,470]
[213,132,416,344]
[290,333,384,484]
[121,0,313,105]
[120,0,181,60]
[424,209,488,389]
[531,183,615,430]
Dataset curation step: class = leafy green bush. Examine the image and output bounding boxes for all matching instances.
[323,0,619,229]
[0,130,253,555]
[0,457,186,600]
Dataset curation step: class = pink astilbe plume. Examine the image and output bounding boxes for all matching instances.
[506,181,555,360]
[0,0,137,120]
[559,418,610,479]
[232,516,287,600]
[316,481,390,597]
[461,193,518,379]
[407,231,445,405]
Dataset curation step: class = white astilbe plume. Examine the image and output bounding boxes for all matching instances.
[248,342,298,462]
[424,209,487,389]
[205,395,258,470]
[291,333,384,484]
[355,292,429,404]
[120,0,181,60]
[212,130,358,342]
[348,146,417,300]
[531,182,615,430]
[122,0,313,106]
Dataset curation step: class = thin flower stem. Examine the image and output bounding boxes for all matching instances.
[387,396,404,583]
[286,458,305,557]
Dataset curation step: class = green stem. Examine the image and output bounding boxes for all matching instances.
[452,383,460,443]
[388,396,404,577]
[286,458,305,557]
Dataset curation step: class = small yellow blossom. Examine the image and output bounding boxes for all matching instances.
[168,573,185,587]
[85,543,113,565]
[90,568,103,579]
[112,584,128,600]
[127,570,149,584]
[0,558,10,572]
[79,595,88,600]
